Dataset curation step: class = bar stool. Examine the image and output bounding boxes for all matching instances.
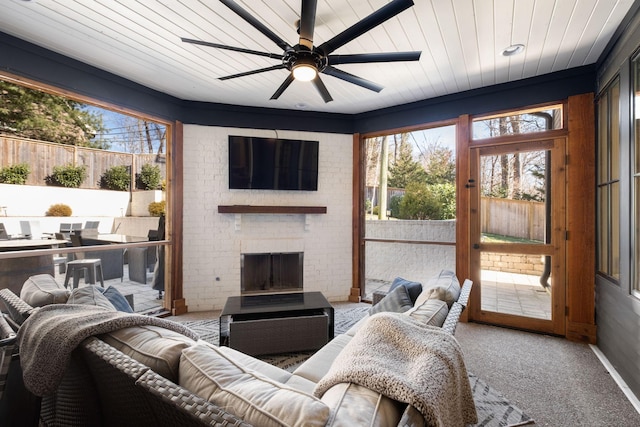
[64,259,105,289]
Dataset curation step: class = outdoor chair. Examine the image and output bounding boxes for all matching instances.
[19,221,43,239]
[70,233,124,282]
[64,234,104,289]
[0,224,9,240]
[84,221,100,230]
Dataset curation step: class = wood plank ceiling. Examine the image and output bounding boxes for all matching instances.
[0,0,635,114]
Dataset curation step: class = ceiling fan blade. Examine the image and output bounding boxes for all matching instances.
[298,0,317,50]
[328,51,421,65]
[181,38,283,60]
[322,66,384,92]
[317,0,414,55]
[219,0,292,51]
[220,64,287,81]
[312,75,333,103]
[270,74,295,100]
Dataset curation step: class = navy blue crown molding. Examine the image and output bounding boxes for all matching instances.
[354,64,597,134]
[0,31,182,122]
[2,30,595,136]
[0,31,353,134]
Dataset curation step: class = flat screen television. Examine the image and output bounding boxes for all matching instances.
[228,136,319,191]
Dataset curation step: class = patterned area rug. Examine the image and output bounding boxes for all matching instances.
[179,305,534,427]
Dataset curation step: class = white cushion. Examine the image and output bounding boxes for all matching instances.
[414,269,461,308]
[20,274,69,307]
[217,345,292,384]
[405,299,449,327]
[101,325,196,382]
[180,342,330,427]
[292,334,352,384]
[320,382,403,427]
[67,286,115,310]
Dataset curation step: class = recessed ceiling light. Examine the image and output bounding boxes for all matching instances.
[502,44,525,57]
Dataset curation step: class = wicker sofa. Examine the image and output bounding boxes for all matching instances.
[0,270,474,427]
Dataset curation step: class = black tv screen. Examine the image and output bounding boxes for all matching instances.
[229,136,319,191]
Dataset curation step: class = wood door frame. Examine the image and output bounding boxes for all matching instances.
[467,138,567,335]
[455,93,596,343]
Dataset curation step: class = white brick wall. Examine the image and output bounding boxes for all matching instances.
[182,125,353,311]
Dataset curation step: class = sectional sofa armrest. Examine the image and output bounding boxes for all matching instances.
[81,337,251,427]
[456,279,472,308]
[0,314,17,401]
[0,288,36,325]
[441,279,473,335]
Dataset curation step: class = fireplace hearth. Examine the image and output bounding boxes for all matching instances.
[241,252,303,295]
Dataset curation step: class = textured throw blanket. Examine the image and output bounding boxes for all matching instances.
[314,312,477,427]
[17,304,199,396]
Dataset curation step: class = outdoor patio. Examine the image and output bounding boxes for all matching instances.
[364,270,551,320]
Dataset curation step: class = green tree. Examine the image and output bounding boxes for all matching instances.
[0,80,107,148]
[388,144,427,188]
[422,143,455,184]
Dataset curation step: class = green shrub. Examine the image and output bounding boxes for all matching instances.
[372,205,380,215]
[148,200,166,217]
[388,194,403,218]
[137,163,162,190]
[0,163,30,184]
[398,182,456,220]
[46,203,72,216]
[101,165,131,191]
[48,164,87,188]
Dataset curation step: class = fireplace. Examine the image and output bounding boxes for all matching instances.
[241,252,303,295]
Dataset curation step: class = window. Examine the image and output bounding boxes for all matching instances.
[0,75,171,311]
[472,105,563,139]
[597,77,620,281]
[362,125,457,301]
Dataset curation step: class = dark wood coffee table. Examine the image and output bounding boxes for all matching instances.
[219,292,334,356]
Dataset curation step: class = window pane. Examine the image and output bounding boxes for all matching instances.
[611,182,620,279]
[636,177,640,290]
[611,82,620,180]
[472,105,563,139]
[598,92,609,185]
[479,150,547,244]
[480,251,552,320]
[598,186,609,274]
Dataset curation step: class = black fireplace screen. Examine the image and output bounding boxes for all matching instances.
[241,252,303,294]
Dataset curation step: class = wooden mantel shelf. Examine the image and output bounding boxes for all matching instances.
[218,205,327,214]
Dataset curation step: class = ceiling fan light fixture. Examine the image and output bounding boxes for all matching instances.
[292,63,317,81]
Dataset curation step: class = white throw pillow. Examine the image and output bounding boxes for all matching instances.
[414,269,461,308]
[405,299,449,327]
[20,274,70,307]
[66,285,115,310]
[180,342,330,427]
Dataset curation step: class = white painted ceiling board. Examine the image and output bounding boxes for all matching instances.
[0,0,635,114]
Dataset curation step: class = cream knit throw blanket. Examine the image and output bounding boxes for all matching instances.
[314,312,478,427]
[17,304,199,396]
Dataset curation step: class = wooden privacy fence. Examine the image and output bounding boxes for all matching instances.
[481,197,545,241]
[0,135,165,189]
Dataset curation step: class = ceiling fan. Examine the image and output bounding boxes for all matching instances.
[182,0,421,103]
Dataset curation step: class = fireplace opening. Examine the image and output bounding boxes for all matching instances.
[241,252,303,295]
